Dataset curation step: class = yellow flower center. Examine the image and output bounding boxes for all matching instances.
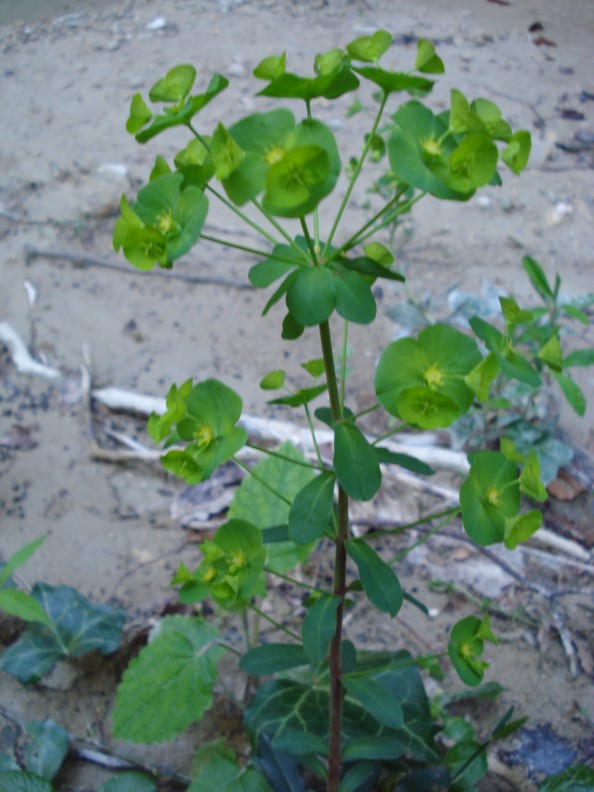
[157,209,175,235]
[228,549,246,574]
[423,364,443,388]
[194,423,214,449]
[421,136,443,161]
[461,641,474,660]
[264,145,286,165]
[486,485,501,507]
[202,566,216,583]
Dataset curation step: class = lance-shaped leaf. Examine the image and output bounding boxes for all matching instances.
[268,384,328,408]
[334,423,381,501]
[302,594,340,664]
[0,584,126,684]
[342,674,403,728]
[563,348,594,368]
[0,590,52,627]
[113,616,226,743]
[375,323,482,428]
[229,442,316,573]
[553,371,586,415]
[459,451,520,546]
[340,254,405,283]
[448,615,497,687]
[519,452,547,502]
[288,471,335,545]
[375,447,435,476]
[134,72,229,143]
[0,535,46,588]
[240,643,309,676]
[24,720,69,782]
[346,539,403,617]
[469,317,541,387]
[522,255,554,302]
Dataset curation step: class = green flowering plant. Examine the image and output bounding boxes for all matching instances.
[105,29,580,792]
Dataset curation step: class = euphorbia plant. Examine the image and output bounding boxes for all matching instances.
[109,31,563,791]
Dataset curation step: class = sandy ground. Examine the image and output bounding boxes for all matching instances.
[1,0,593,789]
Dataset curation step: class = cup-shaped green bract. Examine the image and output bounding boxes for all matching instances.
[174,520,266,610]
[218,110,341,217]
[113,173,208,271]
[149,379,247,484]
[448,615,497,687]
[374,324,482,429]
[255,46,359,101]
[459,451,521,546]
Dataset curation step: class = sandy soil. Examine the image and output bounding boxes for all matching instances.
[1,0,593,789]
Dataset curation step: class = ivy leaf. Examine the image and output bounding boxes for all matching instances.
[342,675,404,728]
[288,472,335,545]
[0,584,126,684]
[0,772,54,791]
[345,539,403,617]
[240,644,309,676]
[302,595,340,664]
[415,39,445,74]
[98,772,158,792]
[24,720,69,782]
[112,616,225,743]
[228,442,316,573]
[334,424,381,501]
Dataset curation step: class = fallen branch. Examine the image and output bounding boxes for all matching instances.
[0,322,60,379]
[24,245,252,290]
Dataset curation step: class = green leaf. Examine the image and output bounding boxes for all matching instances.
[354,67,434,96]
[464,353,499,402]
[339,762,381,792]
[519,452,548,502]
[135,73,229,143]
[471,98,512,141]
[346,30,392,62]
[253,52,286,80]
[346,539,403,617]
[561,304,590,324]
[301,358,326,378]
[149,64,197,103]
[286,267,336,326]
[211,123,245,180]
[522,256,554,302]
[268,384,327,408]
[24,720,69,781]
[257,734,305,792]
[448,615,495,687]
[469,317,541,387]
[459,451,520,546]
[449,89,487,135]
[340,255,404,282]
[334,423,381,501]
[563,348,594,368]
[112,616,225,743]
[282,314,304,340]
[553,371,586,415]
[0,584,126,684]
[374,447,435,476]
[333,269,377,324]
[126,93,152,135]
[240,644,309,675]
[301,594,340,664]
[538,334,563,372]
[415,39,445,74]
[499,296,533,330]
[446,741,488,788]
[272,729,327,757]
[375,323,482,428]
[0,772,54,792]
[264,145,330,217]
[288,472,335,545]
[343,675,404,728]
[0,536,47,588]
[98,773,157,792]
[502,130,531,174]
[504,509,542,550]
[228,442,316,573]
[257,66,359,102]
[342,736,405,762]
[260,370,285,390]
[538,764,594,792]
[0,589,53,628]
